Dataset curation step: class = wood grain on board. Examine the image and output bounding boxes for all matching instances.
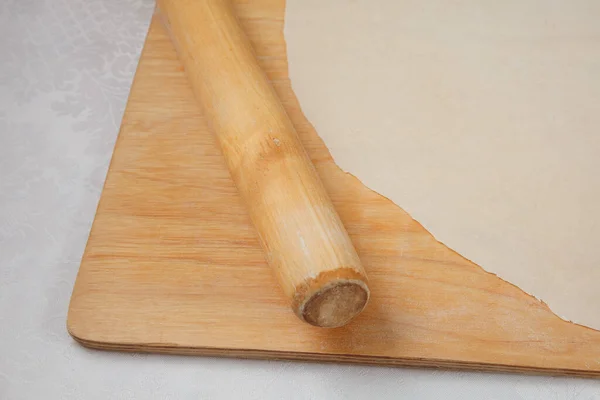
[67,0,600,377]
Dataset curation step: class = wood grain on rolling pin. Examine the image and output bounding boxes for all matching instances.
[156,0,369,327]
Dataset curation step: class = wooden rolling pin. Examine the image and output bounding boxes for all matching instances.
[157,0,369,327]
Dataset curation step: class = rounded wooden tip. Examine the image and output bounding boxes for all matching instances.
[293,269,370,328]
[302,281,369,328]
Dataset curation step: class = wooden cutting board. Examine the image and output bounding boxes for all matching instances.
[67,1,600,377]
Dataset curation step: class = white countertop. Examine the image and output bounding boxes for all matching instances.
[1,0,599,398]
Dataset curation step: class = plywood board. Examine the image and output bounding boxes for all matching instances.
[67,1,600,377]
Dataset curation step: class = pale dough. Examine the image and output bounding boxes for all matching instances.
[285,0,600,329]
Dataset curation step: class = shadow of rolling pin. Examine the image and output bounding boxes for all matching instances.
[157,0,369,328]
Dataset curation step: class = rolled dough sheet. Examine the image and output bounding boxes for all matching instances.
[285,0,600,330]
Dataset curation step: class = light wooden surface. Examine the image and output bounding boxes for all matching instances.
[67,0,600,377]
[155,0,368,327]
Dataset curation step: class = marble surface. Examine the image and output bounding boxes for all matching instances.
[1,0,599,398]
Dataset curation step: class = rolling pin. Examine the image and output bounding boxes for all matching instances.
[157,0,369,327]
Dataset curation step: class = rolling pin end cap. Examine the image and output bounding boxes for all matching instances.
[294,269,370,328]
